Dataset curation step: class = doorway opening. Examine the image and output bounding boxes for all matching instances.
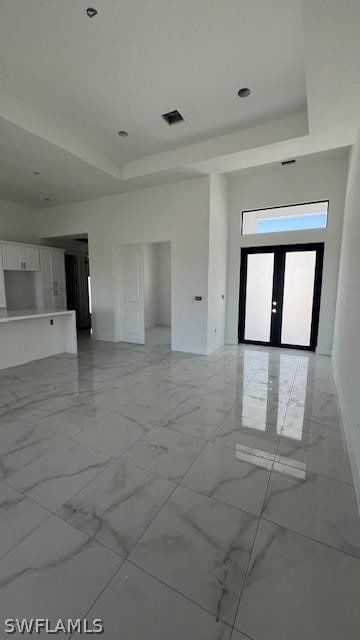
[238,243,324,351]
[144,242,171,346]
[43,234,92,334]
[117,241,171,348]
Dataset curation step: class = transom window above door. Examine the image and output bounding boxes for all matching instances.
[241,201,329,235]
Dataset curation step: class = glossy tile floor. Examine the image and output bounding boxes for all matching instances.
[0,326,359,639]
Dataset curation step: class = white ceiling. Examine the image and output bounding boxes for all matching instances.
[0,0,305,161]
[0,117,122,207]
[0,116,201,207]
[0,0,359,207]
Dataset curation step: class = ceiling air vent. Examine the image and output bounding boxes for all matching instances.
[281,159,296,166]
[162,110,184,125]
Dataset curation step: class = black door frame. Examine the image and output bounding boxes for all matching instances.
[238,242,324,351]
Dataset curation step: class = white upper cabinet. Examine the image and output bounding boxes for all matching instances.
[2,243,22,270]
[2,243,40,271]
[22,246,40,271]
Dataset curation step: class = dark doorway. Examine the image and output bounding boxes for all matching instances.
[65,253,91,330]
[238,243,324,351]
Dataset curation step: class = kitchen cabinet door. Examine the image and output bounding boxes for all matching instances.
[23,246,40,271]
[2,244,22,270]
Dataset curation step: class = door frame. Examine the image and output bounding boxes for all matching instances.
[114,240,172,345]
[238,242,324,351]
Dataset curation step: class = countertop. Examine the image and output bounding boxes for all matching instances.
[0,309,75,323]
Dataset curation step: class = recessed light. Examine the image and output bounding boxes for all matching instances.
[44,197,52,202]
[86,7,98,18]
[118,130,129,137]
[237,87,251,98]
[33,171,40,175]
[162,110,184,126]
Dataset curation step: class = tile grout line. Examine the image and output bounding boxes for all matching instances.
[0,503,54,565]
[82,417,270,629]
[229,356,299,636]
[258,513,360,562]
[13,378,353,550]
[67,481,182,640]
[109,415,357,534]
[1,342,356,639]
[3,449,115,524]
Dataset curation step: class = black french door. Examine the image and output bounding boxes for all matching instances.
[238,243,324,351]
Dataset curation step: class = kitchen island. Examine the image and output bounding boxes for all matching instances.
[0,309,77,370]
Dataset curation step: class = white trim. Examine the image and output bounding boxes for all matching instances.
[0,239,65,252]
[333,359,360,516]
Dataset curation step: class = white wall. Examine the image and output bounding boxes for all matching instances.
[157,242,171,326]
[226,154,348,354]
[36,177,210,354]
[4,271,36,310]
[0,199,38,242]
[208,175,228,353]
[333,132,360,507]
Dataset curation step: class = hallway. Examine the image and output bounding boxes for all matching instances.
[0,338,359,638]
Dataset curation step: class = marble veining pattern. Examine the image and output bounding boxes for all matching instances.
[0,327,358,639]
[129,485,259,624]
[58,460,175,556]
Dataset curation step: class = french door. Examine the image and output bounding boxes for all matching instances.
[238,243,324,351]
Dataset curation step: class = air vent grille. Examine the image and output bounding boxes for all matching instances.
[281,159,296,166]
[162,110,184,125]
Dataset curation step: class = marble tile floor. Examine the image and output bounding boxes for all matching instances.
[0,328,359,638]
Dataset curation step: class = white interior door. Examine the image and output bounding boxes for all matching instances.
[119,244,145,344]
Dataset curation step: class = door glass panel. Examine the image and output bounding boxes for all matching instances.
[281,251,316,346]
[244,253,274,342]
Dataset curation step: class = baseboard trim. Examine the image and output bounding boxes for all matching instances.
[333,360,360,515]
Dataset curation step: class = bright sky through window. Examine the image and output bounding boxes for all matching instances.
[242,201,328,235]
